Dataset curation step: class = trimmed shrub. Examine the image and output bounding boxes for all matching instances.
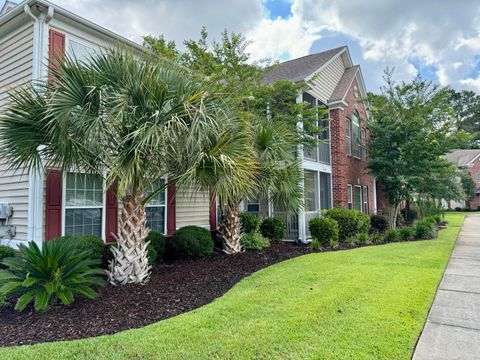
[146,231,166,258]
[147,246,158,265]
[54,235,104,261]
[415,221,436,239]
[310,239,321,250]
[0,245,15,269]
[260,217,285,242]
[309,217,339,246]
[370,214,389,233]
[240,212,260,234]
[0,240,105,312]
[172,226,214,258]
[324,208,370,240]
[358,232,369,244]
[345,236,356,247]
[385,229,399,242]
[371,233,383,243]
[329,238,339,249]
[400,206,420,225]
[399,226,416,241]
[434,215,442,224]
[241,232,270,250]
[454,207,462,212]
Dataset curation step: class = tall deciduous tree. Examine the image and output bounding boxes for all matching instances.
[446,88,480,147]
[368,70,467,228]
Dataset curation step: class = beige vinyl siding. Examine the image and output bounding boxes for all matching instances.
[0,162,30,242]
[307,55,345,104]
[0,25,34,107]
[176,187,210,229]
[0,25,34,243]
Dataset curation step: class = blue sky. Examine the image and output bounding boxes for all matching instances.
[3,0,480,93]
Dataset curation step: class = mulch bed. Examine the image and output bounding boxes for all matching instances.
[0,242,311,347]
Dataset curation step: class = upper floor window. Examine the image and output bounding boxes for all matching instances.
[346,119,352,156]
[361,127,367,160]
[352,112,361,158]
[477,173,480,184]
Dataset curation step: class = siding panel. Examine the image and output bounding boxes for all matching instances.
[0,25,34,242]
[308,55,345,103]
[175,187,210,229]
[0,25,34,107]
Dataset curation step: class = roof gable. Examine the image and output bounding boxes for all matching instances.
[446,149,480,167]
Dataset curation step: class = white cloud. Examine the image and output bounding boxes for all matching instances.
[460,76,480,92]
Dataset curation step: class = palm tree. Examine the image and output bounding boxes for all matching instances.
[0,49,238,284]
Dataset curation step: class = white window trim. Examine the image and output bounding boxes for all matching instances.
[245,198,261,214]
[145,179,167,235]
[347,184,353,209]
[61,171,107,242]
[346,119,352,156]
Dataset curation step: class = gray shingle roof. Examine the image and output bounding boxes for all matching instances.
[329,65,359,102]
[446,149,480,167]
[261,46,346,85]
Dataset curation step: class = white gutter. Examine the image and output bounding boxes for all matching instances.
[25,4,51,248]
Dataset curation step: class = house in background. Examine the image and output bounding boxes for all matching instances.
[254,46,377,242]
[0,0,214,249]
[446,149,480,209]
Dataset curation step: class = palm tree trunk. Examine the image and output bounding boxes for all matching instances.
[220,202,242,254]
[107,193,151,285]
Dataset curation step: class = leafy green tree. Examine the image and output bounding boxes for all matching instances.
[460,170,477,204]
[446,88,480,147]
[143,34,180,61]
[368,70,467,228]
[0,49,240,283]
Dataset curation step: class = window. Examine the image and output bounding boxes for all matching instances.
[477,174,480,184]
[64,172,103,237]
[347,184,353,209]
[304,170,319,212]
[320,172,332,210]
[346,119,352,156]
[68,39,96,62]
[145,179,166,233]
[246,198,260,215]
[363,186,369,214]
[352,112,361,158]
[361,128,367,160]
[354,186,362,212]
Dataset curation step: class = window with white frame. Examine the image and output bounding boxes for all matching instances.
[354,185,362,212]
[64,172,104,237]
[145,179,166,234]
[477,173,480,184]
[352,112,361,158]
[361,128,367,160]
[68,38,96,62]
[346,119,352,156]
[363,186,369,213]
[246,198,260,215]
[347,184,353,209]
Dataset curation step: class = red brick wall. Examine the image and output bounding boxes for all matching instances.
[468,157,480,209]
[330,79,375,213]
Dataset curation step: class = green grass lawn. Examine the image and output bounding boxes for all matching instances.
[0,213,467,360]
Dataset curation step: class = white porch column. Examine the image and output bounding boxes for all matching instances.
[296,92,307,243]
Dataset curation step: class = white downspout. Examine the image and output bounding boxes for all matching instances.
[25,4,53,248]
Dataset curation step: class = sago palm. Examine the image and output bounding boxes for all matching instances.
[0,49,238,284]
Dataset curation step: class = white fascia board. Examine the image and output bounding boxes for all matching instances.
[328,99,348,109]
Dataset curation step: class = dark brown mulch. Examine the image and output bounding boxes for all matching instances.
[0,242,311,347]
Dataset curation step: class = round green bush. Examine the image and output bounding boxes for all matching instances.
[0,245,15,269]
[399,226,416,241]
[385,229,399,242]
[54,235,104,260]
[147,246,157,265]
[324,208,370,240]
[260,217,285,242]
[172,226,214,258]
[415,221,436,239]
[240,212,260,234]
[309,217,339,246]
[146,231,166,258]
[370,214,389,233]
[241,231,270,250]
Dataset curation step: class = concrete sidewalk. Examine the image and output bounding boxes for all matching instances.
[413,214,480,360]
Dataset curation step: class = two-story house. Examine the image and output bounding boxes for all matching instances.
[446,149,480,209]
[257,46,377,242]
[0,0,213,249]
